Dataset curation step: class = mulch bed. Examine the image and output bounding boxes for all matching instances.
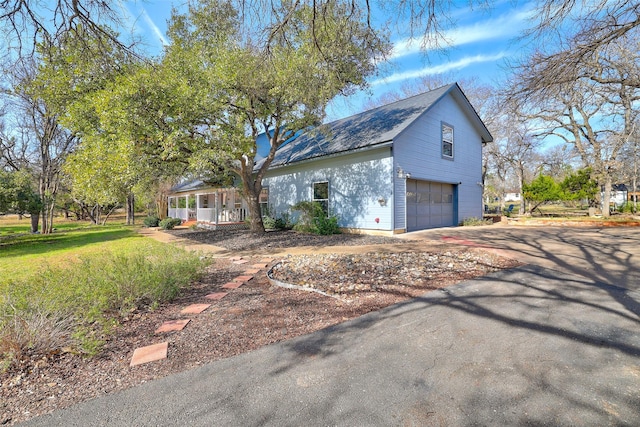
[169,228,410,251]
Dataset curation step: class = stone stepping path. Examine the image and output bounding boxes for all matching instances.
[181,303,211,314]
[204,292,228,300]
[222,281,243,289]
[155,319,190,334]
[130,342,168,367]
[130,256,273,367]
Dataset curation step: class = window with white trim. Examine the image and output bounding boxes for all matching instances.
[442,123,454,159]
[313,181,329,216]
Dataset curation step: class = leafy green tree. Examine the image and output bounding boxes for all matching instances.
[0,170,42,232]
[560,168,598,207]
[522,174,561,213]
[150,0,389,232]
[35,27,149,225]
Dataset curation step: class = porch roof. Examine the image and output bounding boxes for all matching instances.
[169,181,240,196]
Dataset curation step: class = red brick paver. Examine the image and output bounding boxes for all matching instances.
[155,319,190,334]
[130,342,168,367]
[233,275,253,283]
[252,263,269,269]
[222,281,242,289]
[243,269,260,275]
[181,303,211,314]
[233,259,249,265]
[204,292,228,300]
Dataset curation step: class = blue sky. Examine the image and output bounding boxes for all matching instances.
[121,0,536,120]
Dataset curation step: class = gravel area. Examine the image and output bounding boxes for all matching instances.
[1,235,520,425]
[270,248,518,300]
[170,228,410,251]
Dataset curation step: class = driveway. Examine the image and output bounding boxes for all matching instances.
[22,225,640,426]
[402,224,640,291]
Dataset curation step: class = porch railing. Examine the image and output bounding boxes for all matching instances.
[196,207,247,223]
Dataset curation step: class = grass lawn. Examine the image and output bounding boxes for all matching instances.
[0,215,206,363]
[0,216,150,284]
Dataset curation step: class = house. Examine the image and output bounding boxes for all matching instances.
[503,192,521,202]
[261,83,493,233]
[168,83,492,233]
[601,184,628,209]
[167,179,253,230]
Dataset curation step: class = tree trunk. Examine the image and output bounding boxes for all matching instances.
[156,193,168,220]
[126,193,135,225]
[602,178,612,218]
[30,213,39,233]
[246,192,264,233]
[517,168,525,215]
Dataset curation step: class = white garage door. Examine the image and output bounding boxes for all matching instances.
[406,179,455,231]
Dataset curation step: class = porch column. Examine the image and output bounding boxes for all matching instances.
[215,191,219,225]
[185,195,189,221]
[196,193,200,222]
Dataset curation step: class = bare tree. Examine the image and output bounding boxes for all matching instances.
[539,144,580,182]
[508,54,639,216]
[2,59,76,233]
[489,113,542,214]
[520,0,640,88]
[1,0,132,58]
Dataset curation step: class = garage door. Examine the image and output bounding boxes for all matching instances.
[406,179,455,231]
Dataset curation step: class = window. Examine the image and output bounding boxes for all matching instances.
[313,181,329,216]
[259,188,269,215]
[442,123,454,158]
[201,195,209,208]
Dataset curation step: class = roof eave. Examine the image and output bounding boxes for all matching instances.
[265,140,393,171]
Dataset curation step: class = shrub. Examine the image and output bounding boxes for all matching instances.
[462,217,492,226]
[159,217,182,230]
[617,202,638,213]
[0,244,205,367]
[292,201,340,235]
[143,215,160,227]
[275,212,294,230]
[314,215,340,235]
[262,215,277,230]
[263,212,294,230]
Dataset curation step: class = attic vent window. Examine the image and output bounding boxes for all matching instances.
[442,123,454,159]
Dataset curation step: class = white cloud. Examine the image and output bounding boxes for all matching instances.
[372,52,507,86]
[389,6,535,60]
[140,7,169,46]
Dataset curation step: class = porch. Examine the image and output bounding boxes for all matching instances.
[168,188,249,230]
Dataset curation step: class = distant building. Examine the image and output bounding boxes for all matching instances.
[601,184,628,208]
[504,192,521,202]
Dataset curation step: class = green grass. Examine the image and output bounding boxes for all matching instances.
[0,216,206,369]
[0,225,147,282]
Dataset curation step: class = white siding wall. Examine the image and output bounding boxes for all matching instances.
[393,94,484,228]
[263,148,394,230]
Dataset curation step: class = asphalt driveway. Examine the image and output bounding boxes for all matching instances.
[21,225,640,426]
[403,224,640,291]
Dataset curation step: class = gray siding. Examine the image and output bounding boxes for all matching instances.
[393,94,484,227]
[263,148,394,231]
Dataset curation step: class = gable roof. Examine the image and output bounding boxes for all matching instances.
[264,82,493,169]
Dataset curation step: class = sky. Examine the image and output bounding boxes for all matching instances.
[120,0,538,121]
